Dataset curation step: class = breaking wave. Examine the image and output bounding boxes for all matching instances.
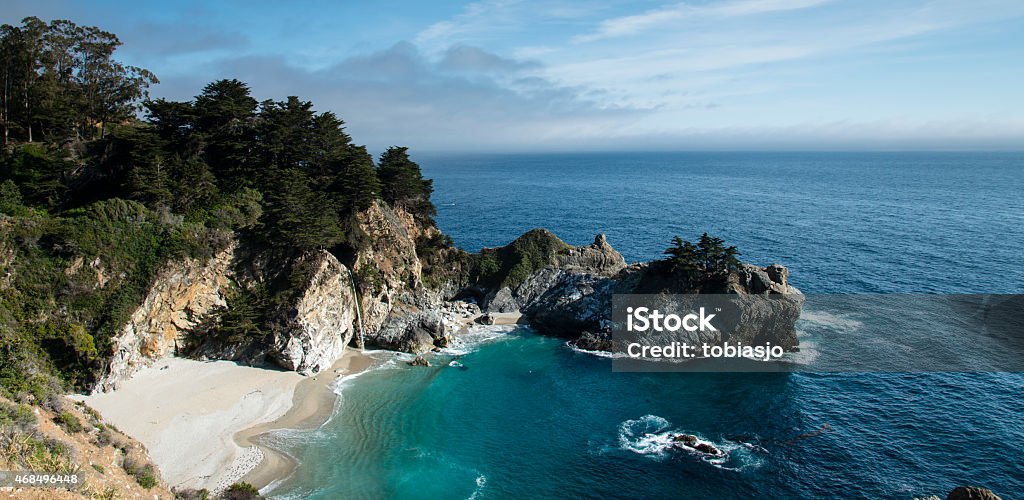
[617,415,765,471]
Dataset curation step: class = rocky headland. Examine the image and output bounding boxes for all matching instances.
[94,200,805,393]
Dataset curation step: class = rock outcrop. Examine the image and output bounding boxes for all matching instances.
[269,250,358,374]
[97,242,236,392]
[508,241,803,353]
[480,232,626,313]
[352,201,465,353]
[946,486,1002,500]
[556,233,627,276]
[366,304,449,354]
[352,201,425,335]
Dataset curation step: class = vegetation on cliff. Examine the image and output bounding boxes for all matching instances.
[661,232,741,288]
[0,16,441,401]
[0,17,157,144]
[471,229,571,290]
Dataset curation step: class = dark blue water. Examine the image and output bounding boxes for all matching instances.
[426,152,1024,294]
[270,152,1024,499]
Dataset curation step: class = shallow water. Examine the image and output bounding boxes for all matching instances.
[269,152,1024,499]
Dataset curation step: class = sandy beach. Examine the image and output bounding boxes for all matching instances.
[75,350,373,494]
[236,351,374,492]
[488,312,524,325]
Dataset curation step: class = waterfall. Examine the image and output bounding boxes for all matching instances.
[350,268,366,350]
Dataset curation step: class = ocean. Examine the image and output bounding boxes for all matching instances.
[266,152,1024,499]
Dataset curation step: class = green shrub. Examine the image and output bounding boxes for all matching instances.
[471,229,570,289]
[55,410,83,433]
[221,482,262,499]
[123,455,158,489]
[0,401,36,429]
[174,487,211,499]
[0,427,76,473]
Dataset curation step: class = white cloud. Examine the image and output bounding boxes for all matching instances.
[574,0,832,43]
[415,0,523,49]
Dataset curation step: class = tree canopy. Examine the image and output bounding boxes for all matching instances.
[664,233,741,284]
[0,17,441,396]
[377,146,435,221]
[0,17,157,144]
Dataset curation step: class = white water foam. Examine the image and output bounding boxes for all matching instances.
[565,341,631,359]
[468,474,487,500]
[616,415,765,471]
[798,310,864,331]
[792,309,863,366]
[440,324,516,356]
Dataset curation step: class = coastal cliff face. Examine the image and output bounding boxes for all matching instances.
[269,250,357,374]
[352,202,459,354]
[94,201,449,386]
[94,197,801,385]
[97,245,363,387]
[351,201,425,335]
[97,242,236,392]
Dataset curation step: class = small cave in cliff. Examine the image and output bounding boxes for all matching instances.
[331,242,359,269]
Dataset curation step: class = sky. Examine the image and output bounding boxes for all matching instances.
[3,0,1023,152]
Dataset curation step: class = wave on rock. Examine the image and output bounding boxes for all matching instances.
[617,415,765,471]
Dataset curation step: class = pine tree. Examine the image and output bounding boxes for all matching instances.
[664,233,741,284]
[377,146,434,219]
[335,145,381,212]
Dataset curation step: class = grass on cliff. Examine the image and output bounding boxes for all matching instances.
[470,229,570,290]
[0,399,77,474]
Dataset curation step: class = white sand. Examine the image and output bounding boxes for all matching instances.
[74,358,304,492]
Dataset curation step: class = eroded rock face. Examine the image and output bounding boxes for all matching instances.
[522,271,618,337]
[556,233,627,276]
[269,250,357,374]
[481,234,627,313]
[366,304,448,354]
[97,242,236,392]
[523,258,804,352]
[739,263,799,295]
[353,201,425,334]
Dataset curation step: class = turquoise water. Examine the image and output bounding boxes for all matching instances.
[268,153,1024,499]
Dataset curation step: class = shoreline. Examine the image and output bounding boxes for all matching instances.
[76,312,495,495]
[75,350,375,494]
[236,350,375,493]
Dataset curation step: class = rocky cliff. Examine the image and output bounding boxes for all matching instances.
[522,257,804,353]
[95,197,802,387]
[97,242,236,392]
[94,201,450,389]
[268,250,357,374]
[476,231,626,312]
[463,232,803,353]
